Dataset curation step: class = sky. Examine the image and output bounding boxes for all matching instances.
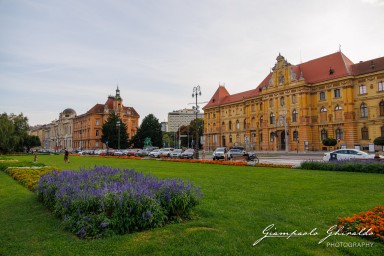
[1,0,384,126]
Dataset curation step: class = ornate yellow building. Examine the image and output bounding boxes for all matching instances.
[203,51,384,152]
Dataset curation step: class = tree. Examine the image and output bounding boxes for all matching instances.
[322,138,337,151]
[189,118,204,149]
[101,113,129,149]
[0,113,30,153]
[373,136,384,147]
[129,114,162,148]
[24,135,41,152]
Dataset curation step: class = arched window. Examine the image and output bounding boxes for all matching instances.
[270,113,275,124]
[236,120,240,130]
[361,127,369,140]
[320,107,327,122]
[270,132,275,142]
[293,130,299,141]
[360,103,368,118]
[334,105,343,120]
[335,128,343,140]
[292,109,298,123]
[321,129,328,141]
[379,101,384,116]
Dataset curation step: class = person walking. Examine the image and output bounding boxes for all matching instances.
[33,150,38,163]
[64,149,69,163]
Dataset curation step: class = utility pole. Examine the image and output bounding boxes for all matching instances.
[192,85,201,159]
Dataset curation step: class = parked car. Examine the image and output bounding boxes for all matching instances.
[135,149,149,157]
[126,149,139,156]
[170,149,183,158]
[159,148,174,157]
[212,147,227,160]
[113,150,124,156]
[181,148,195,159]
[149,149,160,158]
[323,149,383,161]
[227,148,246,160]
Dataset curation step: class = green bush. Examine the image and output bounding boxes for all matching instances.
[300,160,384,174]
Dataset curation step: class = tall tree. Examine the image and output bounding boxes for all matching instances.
[24,135,41,152]
[129,114,162,148]
[0,113,30,153]
[101,113,129,149]
[189,118,204,149]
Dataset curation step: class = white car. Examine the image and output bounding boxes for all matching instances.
[149,149,160,158]
[158,148,174,157]
[170,149,183,158]
[323,149,381,161]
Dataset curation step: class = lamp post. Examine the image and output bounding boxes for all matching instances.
[116,119,121,150]
[192,85,201,159]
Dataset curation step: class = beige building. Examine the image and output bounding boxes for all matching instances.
[168,108,204,132]
[203,51,384,152]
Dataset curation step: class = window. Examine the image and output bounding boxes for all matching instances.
[359,84,367,94]
[334,89,341,98]
[292,109,298,123]
[96,130,99,137]
[229,121,232,130]
[236,120,240,130]
[361,127,369,140]
[380,101,384,116]
[270,132,275,142]
[379,81,384,92]
[334,105,343,120]
[320,106,327,122]
[229,135,232,143]
[260,102,263,111]
[360,103,368,118]
[293,131,299,141]
[280,96,285,106]
[321,129,328,140]
[259,116,263,127]
[335,128,343,140]
[270,113,275,124]
[259,132,263,143]
[292,94,297,104]
[320,91,326,100]
[243,119,247,130]
[96,119,100,126]
[335,105,342,110]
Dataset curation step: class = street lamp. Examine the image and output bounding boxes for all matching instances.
[116,119,121,150]
[192,85,201,159]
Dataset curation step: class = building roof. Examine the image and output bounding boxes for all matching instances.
[351,56,384,76]
[204,51,364,109]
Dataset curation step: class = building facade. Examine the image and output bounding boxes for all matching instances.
[168,108,204,132]
[203,51,384,152]
[72,87,139,150]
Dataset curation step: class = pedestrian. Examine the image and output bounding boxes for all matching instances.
[64,148,69,163]
[202,149,205,160]
[34,150,37,163]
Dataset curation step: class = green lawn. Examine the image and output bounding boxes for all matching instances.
[1,154,383,256]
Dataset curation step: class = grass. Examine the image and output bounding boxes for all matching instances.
[0,154,383,256]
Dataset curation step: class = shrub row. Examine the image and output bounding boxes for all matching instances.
[36,166,203,239]
[299,160,384,174]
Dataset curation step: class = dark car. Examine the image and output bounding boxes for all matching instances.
[181,148,194,159]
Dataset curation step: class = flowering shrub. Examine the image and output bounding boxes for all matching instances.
[300,160,384,174]
[4,167,55,191]
[338,206,384,243]
[36,166,203,239]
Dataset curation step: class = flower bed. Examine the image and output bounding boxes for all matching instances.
[338,205,384,243]
[36,166,203,239]
[4,166,54,191]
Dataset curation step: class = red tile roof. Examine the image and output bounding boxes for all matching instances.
[204,51,362,109]
[351,56,384,76]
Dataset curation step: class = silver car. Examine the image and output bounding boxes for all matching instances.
[323,149,380,161]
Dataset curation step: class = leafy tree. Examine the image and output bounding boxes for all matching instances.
[101,113,129,149]
[0,113,30,153]
[24,135,41,152]
[189,118,204,149]
[322,138,337,151]
[373,136,384,146]
[129,114,162,148]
